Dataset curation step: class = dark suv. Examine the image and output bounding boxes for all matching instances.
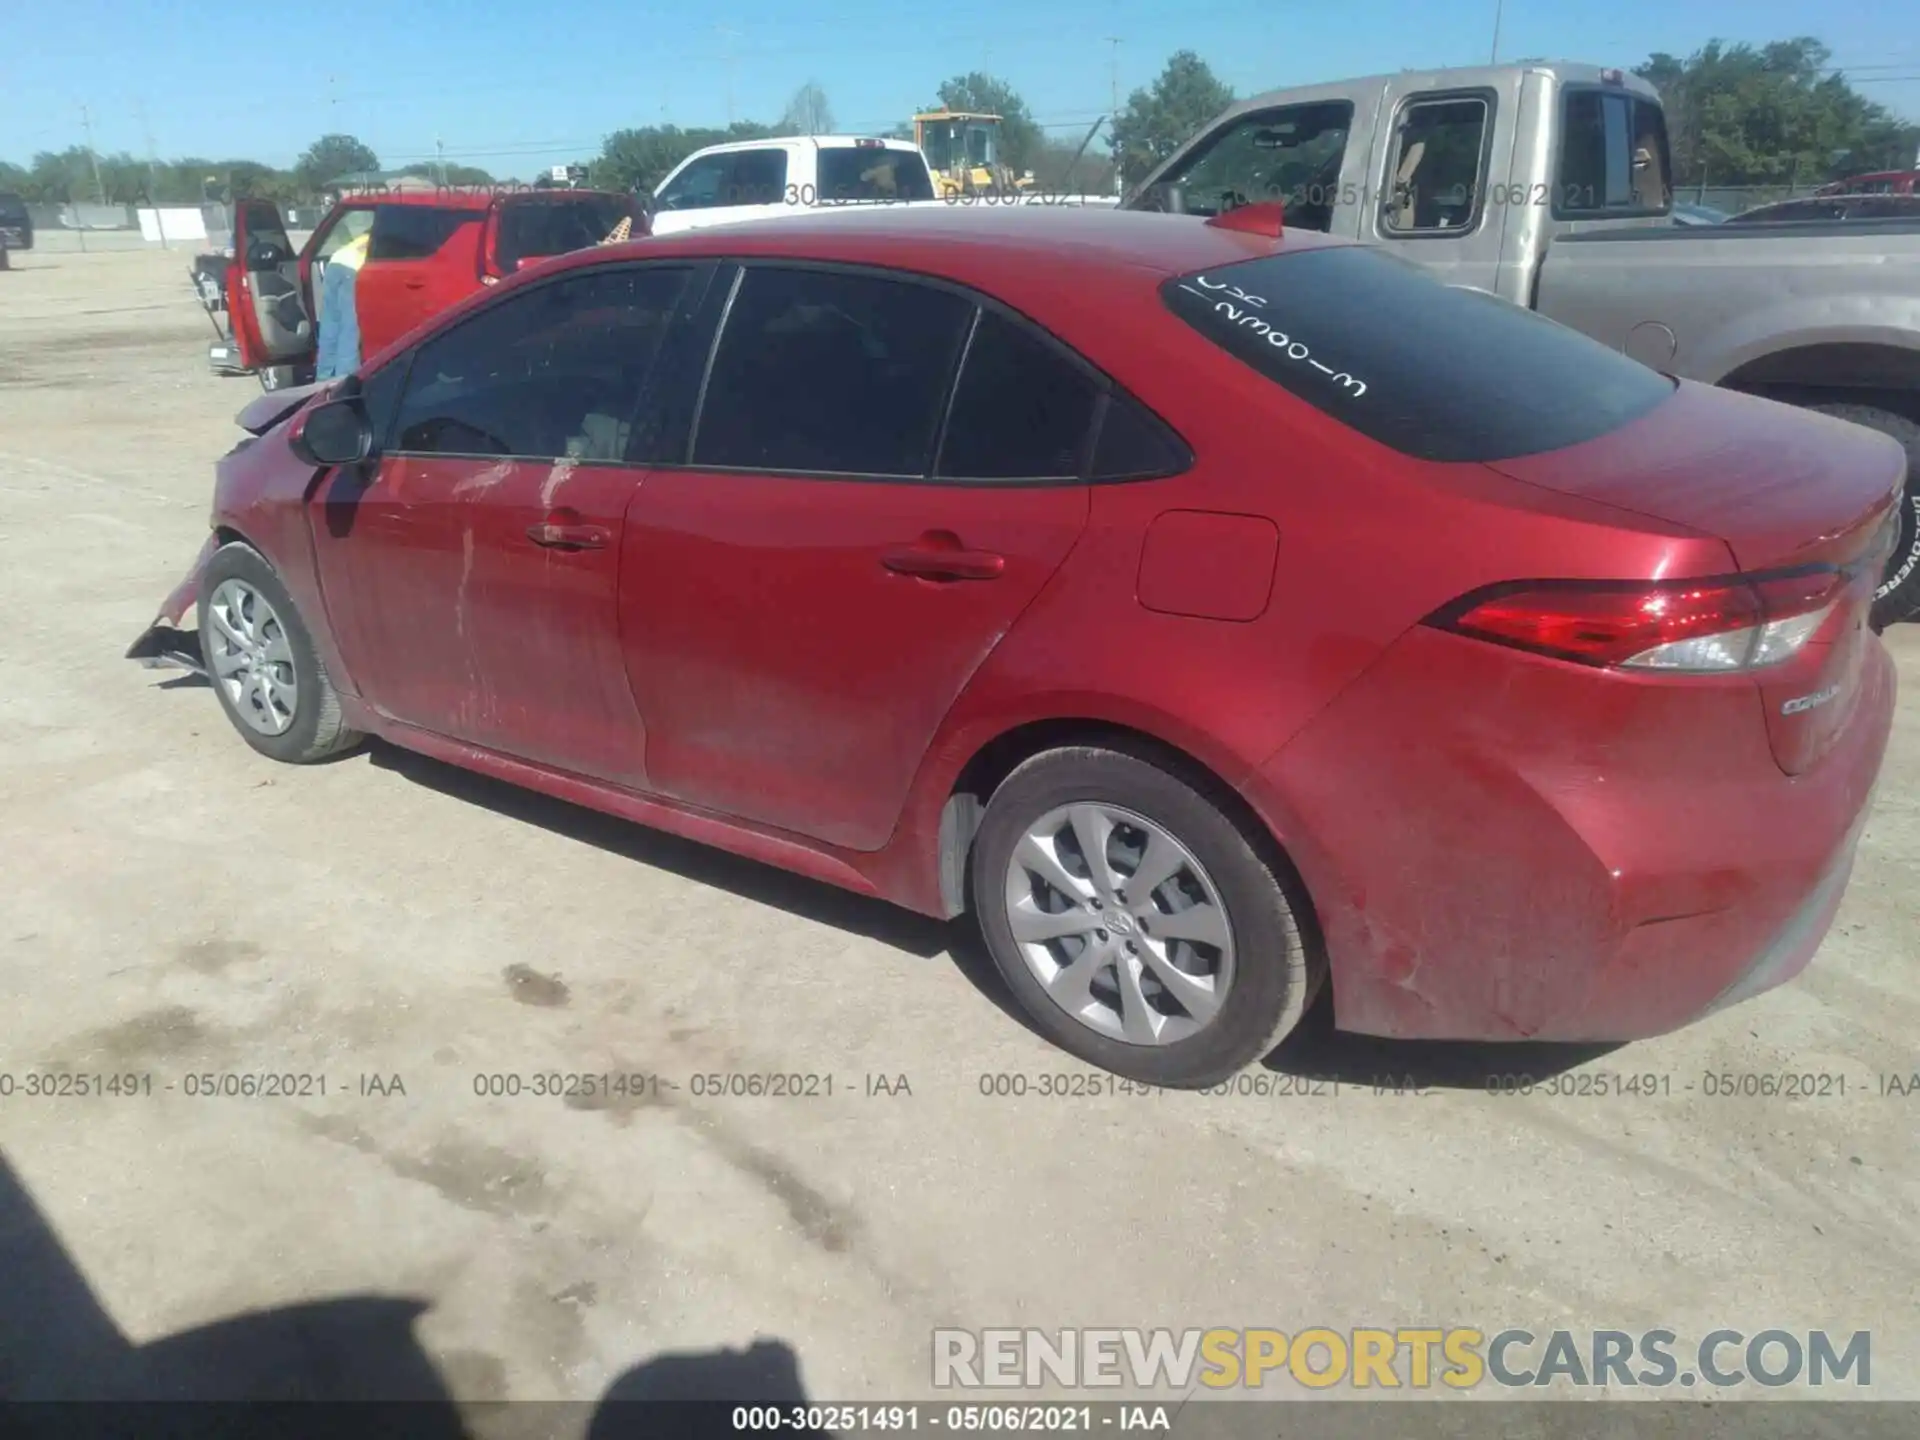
[0,192,33,255]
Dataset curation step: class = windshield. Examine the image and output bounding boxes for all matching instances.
[1161,247,1676,463]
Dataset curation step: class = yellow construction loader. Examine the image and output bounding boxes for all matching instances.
[912,110,1035,197]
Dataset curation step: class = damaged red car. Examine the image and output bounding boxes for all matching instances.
[129,204,1901,1087]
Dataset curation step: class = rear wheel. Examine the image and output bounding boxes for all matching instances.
[197,542,363,764]
[1803,402,1920,629]
[971,745,1322,1089]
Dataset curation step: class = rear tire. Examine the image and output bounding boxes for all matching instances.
[970,745,1322,1090]
[197,541,364,764]
[1803,402,1920,629]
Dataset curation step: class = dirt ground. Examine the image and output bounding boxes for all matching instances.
[2,246,1917,1428]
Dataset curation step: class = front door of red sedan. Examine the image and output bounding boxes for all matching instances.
[309,262,703,789]
[620,263,1100,852]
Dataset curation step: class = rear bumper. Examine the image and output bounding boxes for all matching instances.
[1253,626,1896,1042]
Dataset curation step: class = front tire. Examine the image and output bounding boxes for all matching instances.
[970,745,1322,1089]
[197,541,363,763]
[1804,402,1920,629]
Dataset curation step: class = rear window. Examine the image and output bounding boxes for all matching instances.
[497,195,632,267]
[0,192,27,221]
[1160,246,1675,463]
[816,147,936,202]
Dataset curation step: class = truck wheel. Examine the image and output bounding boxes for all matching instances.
[1805,403,1920,629]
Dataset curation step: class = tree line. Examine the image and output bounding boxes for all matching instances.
[5,37,1914,208]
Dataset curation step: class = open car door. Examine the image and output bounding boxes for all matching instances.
[226,198,315,390]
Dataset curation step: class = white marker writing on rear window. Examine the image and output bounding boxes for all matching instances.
[1180,278,1368,399]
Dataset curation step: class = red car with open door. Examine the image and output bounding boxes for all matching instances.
[221,187,646,390]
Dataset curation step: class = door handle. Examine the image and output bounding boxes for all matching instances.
[403,279,427,290]
[527,519,610,550]
[880,541,1005,581]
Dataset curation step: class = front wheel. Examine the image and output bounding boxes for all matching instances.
[1803,402,1920,629]
[971,745,1322,1089]
[197,541,364,763]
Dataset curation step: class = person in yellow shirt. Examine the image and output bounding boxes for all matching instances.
[314,229,371,379]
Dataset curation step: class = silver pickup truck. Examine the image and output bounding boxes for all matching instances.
[1124,61,1920,626]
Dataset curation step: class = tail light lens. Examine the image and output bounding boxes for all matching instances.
[1427,567,1847,673]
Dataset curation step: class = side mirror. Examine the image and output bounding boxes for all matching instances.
[289,397,373,468]
[245,240,283,269]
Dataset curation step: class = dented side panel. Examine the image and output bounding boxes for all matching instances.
[305,453,651,788]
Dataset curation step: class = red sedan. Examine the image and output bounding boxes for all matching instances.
[128,204,1903,1088]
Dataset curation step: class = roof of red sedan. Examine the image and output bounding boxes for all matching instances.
[596,205,1349,288]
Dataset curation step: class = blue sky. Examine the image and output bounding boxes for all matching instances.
[3,0,1917,176]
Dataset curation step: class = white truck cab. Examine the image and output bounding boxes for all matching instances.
[649,136,942,235]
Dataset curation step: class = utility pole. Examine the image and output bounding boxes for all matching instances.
[79,103,107,206]
[135,96,169,248]
[717,26,741,127]
[1106,37,1123,196]
[435,136,446,187]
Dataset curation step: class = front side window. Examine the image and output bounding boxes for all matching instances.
[1381,95,1491,235]
[656,149,789,211]
[1556,89,1672,216]
[368,205,472,261]
[1159,101,1356,230]
[693,266,974,476]
[390,266,691,461]
[316,207,375,261]
[1159,247,1675,463]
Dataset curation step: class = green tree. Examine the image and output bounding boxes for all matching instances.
[924,73,1041,171]
[1639,38,1920,187]
[295,133,381,192]
[1108,50,1234,187]
[781,83,835,136]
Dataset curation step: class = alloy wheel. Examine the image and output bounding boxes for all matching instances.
[206,578,299,736]
[1002,803,1236,1045]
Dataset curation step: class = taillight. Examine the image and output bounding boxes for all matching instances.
[1426,567,1846,673]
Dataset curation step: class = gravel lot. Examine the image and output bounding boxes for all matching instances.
[2,245,1917,1430]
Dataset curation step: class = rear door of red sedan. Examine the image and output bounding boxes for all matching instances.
[618,261,1102,853]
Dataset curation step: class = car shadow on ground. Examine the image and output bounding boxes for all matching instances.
[1,1150,829,1437]
[366,740,1621,1091]
[1260,983,1623,1091]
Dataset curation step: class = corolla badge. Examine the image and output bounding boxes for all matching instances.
[1781,683,1842,716]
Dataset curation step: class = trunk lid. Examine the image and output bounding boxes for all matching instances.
[1489,381,1904,776]
[1484,381,1904,576]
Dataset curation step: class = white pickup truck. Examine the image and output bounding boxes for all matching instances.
[648,136,949,235]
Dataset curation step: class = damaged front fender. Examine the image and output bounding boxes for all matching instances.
[124,533,219,676]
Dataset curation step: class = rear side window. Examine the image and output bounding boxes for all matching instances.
[694,266,973,476]
[1556,88,1671,216]
[498,195,632,267]
[1160,247,1675,463]
[369,205,472,261]
[935,311,1099,480]
[817,147,936,202]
